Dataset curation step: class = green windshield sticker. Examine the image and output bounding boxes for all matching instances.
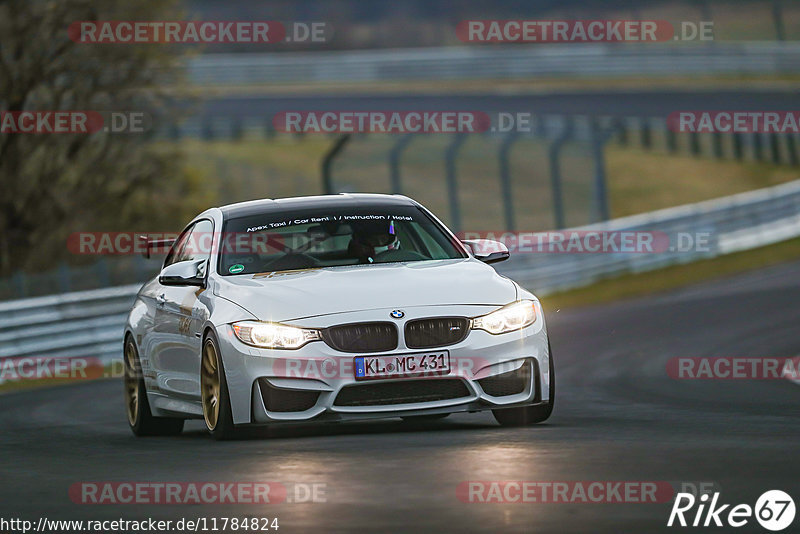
[229,264,245,274]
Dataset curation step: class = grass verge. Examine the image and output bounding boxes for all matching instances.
[0,362,120,395]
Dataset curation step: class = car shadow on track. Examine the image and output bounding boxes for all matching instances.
[192,418,492,441]
[169,416,561,442]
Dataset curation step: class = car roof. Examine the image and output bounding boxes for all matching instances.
[219,193,416,219]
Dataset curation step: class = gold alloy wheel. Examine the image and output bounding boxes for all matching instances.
[124,340,139,426]
[201,339,221,431]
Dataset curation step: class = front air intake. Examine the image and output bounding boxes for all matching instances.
[405,317,470,349]
[322,322,398,353]
[334,378,470,407]
[477,361,532,397]
[258,379,320,412]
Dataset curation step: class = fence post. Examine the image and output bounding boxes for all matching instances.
[616,117,629,146]
[321,134,351,195]
[498,131,521,231]
[712,133,724,159]
[786,134,799,166]
[689,131,701,157]
[590,119,613,223]
[769,134,781,164]
[665,122,677,153]
[732,133,744,160]
[445,134,468,232]
[547,116,572,229]
[773,0,786,41]
[389,134,415,194]
[640,117,652,149]
[753,133,764,161]
[700,0,715,42]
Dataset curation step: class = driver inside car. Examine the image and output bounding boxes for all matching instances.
[348,220,400,263]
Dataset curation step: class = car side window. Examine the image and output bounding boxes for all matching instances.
[176,219,214,264]
[163,224,194,268]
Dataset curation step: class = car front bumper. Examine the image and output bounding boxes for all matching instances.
[215,304,551,425]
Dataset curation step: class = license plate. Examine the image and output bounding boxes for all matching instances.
[354,351,450,380]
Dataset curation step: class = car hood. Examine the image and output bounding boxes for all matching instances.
[212,259,517,321]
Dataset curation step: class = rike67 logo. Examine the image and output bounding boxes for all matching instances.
[668,490,795,531]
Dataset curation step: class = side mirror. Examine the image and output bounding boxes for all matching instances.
[462,239,510,264]
[159,259,207,287]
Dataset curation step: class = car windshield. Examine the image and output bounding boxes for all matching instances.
[218,204,466,275]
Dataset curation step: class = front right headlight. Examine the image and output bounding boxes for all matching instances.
[472,300,537,335]
[232,321,320,349]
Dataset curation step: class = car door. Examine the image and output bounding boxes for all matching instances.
[165,219,214,400]
[153,219,214,400]
[146,223,193,397]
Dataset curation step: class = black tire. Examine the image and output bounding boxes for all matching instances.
[492,340,555,427]
[202,331,240,441]
[124,336,184,437]
[401,413,450,422]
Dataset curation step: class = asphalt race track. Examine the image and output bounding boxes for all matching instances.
[198,89,800,121]
[1,260,799,533]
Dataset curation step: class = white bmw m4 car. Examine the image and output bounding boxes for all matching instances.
[124,194,554,439]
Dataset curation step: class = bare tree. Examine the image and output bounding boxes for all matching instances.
[0,0,190,276]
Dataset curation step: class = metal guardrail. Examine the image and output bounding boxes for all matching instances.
[1,179,799,380]
[499,179,800,294]
[187,42,800,84]
[0,256,160,301]
[0,284,140,381]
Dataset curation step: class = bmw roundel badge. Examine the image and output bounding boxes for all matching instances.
[390,310,405,319]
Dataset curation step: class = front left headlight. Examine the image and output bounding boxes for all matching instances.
[232,321,321,349]
[472,300,537,335]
